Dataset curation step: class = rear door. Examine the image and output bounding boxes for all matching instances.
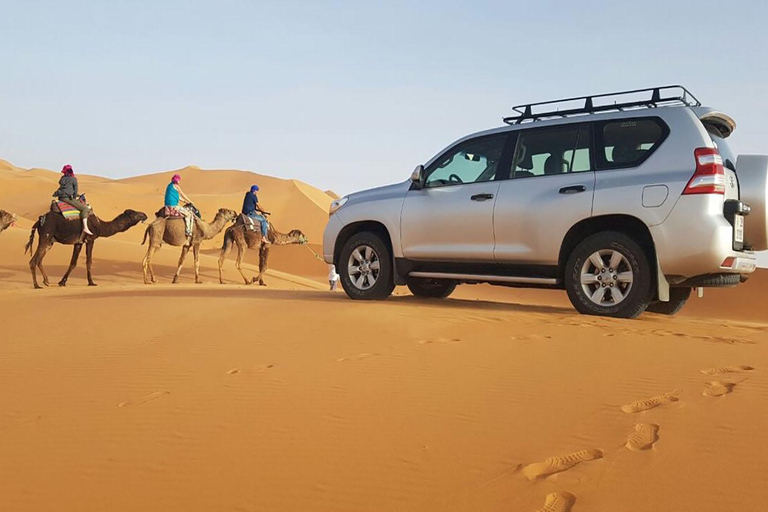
[400,132,512,261]
[493,123,595,264]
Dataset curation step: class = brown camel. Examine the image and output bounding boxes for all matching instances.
[0,210,17,234]
[142,208,237,284]
[25,209,148,289]
[218,221,307,286]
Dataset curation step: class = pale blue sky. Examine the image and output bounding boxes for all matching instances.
[2,0,767,195]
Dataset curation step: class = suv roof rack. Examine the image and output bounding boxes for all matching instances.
[503,85,701,125]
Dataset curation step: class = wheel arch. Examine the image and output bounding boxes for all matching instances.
[334,220,395,269]
[559,214,658,286]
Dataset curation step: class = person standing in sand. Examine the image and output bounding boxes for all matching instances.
[54,164,93,236]
[241,184,270,245]
[164,174,195,237]
[329,264,340,291]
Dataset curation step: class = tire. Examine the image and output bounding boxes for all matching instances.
[339,231,395,300]
[406,277,457,299]
[564,231,652,319]
[647,287,691,315]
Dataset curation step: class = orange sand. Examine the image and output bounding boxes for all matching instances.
[2,159,768,511]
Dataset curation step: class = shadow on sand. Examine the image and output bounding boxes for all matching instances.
[51,286,571,316]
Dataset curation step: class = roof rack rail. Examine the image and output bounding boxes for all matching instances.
[503,85,701,125]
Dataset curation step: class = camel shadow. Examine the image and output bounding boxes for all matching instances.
[54,286,571,316]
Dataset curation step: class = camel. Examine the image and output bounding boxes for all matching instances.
[0,210,16,234]
[142,208,237,284]
[218,221,307,286]
[25,209,148,289]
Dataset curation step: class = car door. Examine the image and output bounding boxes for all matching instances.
[494,123,595,265]
[400,132,513,261]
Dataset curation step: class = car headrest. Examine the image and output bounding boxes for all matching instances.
[544,155,567,175]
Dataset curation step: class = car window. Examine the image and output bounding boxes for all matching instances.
[424,134,508,188]
[511,125,590,178]
[597,118,665,169]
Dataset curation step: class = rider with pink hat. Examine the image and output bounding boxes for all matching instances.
[54,164,93,236]
[164,173,195,237]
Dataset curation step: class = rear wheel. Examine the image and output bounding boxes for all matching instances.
[647,287,691,315]
[339,232,395,300]
[406,277,457,299]
[565,231,652,319]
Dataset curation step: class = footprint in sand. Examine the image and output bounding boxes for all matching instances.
[228,365,274,374]
[336,353,379,362]
[621,392,679,413]
[522,449,602,479]
[626,423,659,451]
[703,381,736,397]
[417,337,461,345]
[700,365,754,375]
[535,491,575,512]
[118,390,170,407]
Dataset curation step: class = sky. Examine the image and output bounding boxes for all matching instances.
[2,0,768,197]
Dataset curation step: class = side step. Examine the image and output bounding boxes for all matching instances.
[408,271,559,286]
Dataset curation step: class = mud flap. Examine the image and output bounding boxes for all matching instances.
[656,257,669,302]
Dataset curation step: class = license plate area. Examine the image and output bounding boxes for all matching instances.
[734,214,744,249]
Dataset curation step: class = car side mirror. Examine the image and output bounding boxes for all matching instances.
[410,165,424,189]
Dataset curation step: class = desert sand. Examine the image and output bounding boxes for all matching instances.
[1,159,767,512]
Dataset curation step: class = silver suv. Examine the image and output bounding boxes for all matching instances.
[324,86,768,318]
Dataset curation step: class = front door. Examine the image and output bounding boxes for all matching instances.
[494,123,595,264]
[401,132,512,261]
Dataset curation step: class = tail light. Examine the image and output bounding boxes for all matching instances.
[683,148,725,195]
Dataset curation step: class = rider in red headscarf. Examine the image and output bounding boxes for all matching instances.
[54,164,93,235]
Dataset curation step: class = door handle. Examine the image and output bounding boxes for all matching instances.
[471,193,494,201]
[559,185,587,195]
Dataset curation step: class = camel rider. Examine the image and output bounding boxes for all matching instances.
[54,164,93,236]
[242,184,270,244]
[164,174,195,237]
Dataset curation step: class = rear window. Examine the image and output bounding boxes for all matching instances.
[707,128,736,171]
[595,118,668,170]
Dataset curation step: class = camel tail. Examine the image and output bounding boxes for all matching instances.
[141,225,150,245]
[24,220,40,255]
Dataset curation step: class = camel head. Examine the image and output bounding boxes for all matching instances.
[287,229,308,244]
[216,208,238,223]
[123,209,149,225]
[0,210,17,232]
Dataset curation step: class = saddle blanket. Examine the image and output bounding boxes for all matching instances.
[237,214,268,232]
[54,201,81,220]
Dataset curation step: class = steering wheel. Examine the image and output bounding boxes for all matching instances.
[448,173,464,184]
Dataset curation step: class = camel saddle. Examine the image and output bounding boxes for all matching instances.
[50,195,88,220]
[156,206,185,219]
[235,214,270,232]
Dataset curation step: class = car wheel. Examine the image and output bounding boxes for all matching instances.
[646,287,691,315]
[339,231,395,300]
[406,277,457,299]
[565,231,652,319]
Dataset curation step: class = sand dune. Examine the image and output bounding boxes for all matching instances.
[2,157,768,511]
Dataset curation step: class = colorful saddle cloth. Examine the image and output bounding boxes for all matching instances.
[51,200,81,220]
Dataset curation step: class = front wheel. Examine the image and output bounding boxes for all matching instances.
[646,287,691,315]
[406,277,457,299]
[339,232,395,300]
[564,231,652,319]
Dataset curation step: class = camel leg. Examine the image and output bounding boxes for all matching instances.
[235,241,250,285]
[30,238,54,289]
[172,245,191,284]
[193,244,202,284]
[58,243,83,287]
[255,244,270,286]
[142,243,159,284]
[218,246,227,284]
[85,240,97,286]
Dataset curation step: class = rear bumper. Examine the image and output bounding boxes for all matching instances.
[651,195,757,277]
